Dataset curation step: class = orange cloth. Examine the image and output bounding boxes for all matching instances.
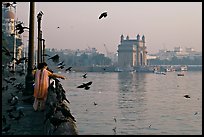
[33,69,49,100]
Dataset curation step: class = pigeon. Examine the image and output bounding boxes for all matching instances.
[57,64,65,69]
[184,94,190,98]
[99,11,107,19]
[82,73,87,78]
[49,116,68,132]
[77,81,93,90]
[48,54,59,63]
[57,61,64,66]
[60,103,76,122]
[12,57,27,65]
[42,53,51,57]
[15,23,29,34]
[2,46,14,57]
[65,67,72,72]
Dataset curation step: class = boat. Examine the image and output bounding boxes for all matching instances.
[177,73,184,76]
[180,65,188,71]
[154,71,166,75]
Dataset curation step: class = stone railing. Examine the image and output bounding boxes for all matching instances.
[44,78,78,135]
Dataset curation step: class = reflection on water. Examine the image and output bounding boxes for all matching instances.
[61,71,202,135]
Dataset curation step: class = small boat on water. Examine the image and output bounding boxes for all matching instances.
[180,65,188,71]
[177,73,184,76]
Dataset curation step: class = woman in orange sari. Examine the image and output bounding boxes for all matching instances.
[33,62,66,111]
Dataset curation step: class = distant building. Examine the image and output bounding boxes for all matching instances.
[2,3,23,59]
[117,34,147,68]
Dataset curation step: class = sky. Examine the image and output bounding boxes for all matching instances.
[15,2,202,54]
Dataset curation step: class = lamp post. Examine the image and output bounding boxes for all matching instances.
[37,11,43,67]
[24,2,35,96]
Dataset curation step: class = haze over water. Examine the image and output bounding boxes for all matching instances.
[60,71,202,135]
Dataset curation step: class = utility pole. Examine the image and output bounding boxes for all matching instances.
[24,2,35,96]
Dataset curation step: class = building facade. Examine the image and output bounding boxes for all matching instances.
[117,34,147,68]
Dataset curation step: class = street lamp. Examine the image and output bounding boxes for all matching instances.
[37,11,43,67]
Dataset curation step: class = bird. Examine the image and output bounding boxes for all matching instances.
[9,77,16,81]
[93,102,97,105]
[12,57,27,65]
[57,64,65,69]
[4,78,13,84]
[77,81,93,90]
[48,54,59,63]
[65,67,72,72]
[49,116,68,132]
[2,46,14,57]
[82,73,87,78]
[15,23,29,34]
[113,117,117,123]
[43,103,58,124]
[57,26,60,29]
[184,94,190,98]
[60,103,76,122]
[42,53,51,57]
[57,61,64,66]
[99,11,107,19]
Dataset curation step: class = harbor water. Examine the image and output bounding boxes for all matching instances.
[60,71,202,135]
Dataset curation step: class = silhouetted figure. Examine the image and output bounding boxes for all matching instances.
[99,11,107,19]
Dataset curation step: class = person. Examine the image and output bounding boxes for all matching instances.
[33,62,66,111]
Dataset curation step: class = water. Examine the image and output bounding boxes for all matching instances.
[60,71,202,135]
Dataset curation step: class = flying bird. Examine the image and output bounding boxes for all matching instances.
[12,57,27,65]
[65,67,72,72]
[2,46,14,57]
[48,54,59,63]
[77,81,93,90]
[184,94,190,98]
[57,61,64,66]
[57,64,65,69]
[82,73,87,78]
[15,23,29,34]
[99,11,107,19]
[42,53,51,57]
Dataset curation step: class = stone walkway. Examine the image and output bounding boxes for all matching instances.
[2,73,45,135]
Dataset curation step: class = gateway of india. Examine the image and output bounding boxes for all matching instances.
[117,34,148,70]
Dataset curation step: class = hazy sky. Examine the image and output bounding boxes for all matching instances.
[15,2,202,54]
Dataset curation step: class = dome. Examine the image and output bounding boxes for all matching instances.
[5,11,15,19]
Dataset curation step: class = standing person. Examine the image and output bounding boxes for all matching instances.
[33,62,66,111]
